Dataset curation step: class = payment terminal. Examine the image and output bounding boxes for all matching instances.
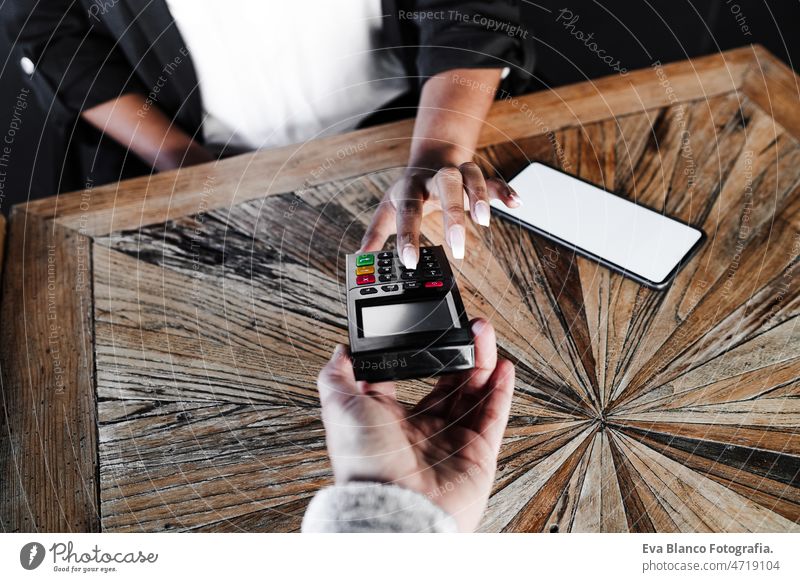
[346,246,475,382]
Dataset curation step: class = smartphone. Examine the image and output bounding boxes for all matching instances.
[490,162,705,290]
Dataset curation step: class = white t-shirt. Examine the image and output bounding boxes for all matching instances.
[164,0,411,150]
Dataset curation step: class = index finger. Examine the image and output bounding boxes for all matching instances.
[392,175,426,269]
[360,197,396,252]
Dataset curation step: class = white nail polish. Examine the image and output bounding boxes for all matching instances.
[474,200,491,227]
[448,225,465,260]
[401,244,418,270]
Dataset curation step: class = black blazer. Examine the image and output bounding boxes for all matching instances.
[7,0,536,191]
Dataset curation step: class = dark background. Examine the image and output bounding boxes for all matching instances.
[0,0,798,215]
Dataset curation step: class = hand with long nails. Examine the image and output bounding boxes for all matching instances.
[316,318,515,532]
[357,68,522,269]
[360,163,522,268]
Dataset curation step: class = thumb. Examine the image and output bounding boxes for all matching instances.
[472,359,515,456]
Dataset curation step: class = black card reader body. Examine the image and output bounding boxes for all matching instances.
[346,246,475,382]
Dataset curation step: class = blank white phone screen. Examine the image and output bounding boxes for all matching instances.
[491,163,703,285]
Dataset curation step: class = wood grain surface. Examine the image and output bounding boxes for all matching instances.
[2,46,799,532]
[0,211,99,532]
[92,89,800,531]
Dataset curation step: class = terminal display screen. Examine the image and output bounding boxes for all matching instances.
[360,298,455,338]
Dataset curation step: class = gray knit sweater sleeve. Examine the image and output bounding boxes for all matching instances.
[301,482,459,533]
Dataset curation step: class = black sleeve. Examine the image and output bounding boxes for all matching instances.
[6,0,145,115]
[403,0,535,92]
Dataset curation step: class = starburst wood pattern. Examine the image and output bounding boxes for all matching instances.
[88,91,800,532]
[1,47,798,532]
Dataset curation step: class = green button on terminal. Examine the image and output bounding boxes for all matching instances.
[356,254,374,267]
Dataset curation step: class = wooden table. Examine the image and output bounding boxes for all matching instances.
[2,45,799,533]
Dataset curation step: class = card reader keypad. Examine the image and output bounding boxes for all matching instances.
[346,244,473,382]
[350,247,447,295]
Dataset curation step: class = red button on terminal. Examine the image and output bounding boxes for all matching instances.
[424,280,444,288]
[357,274,376,285]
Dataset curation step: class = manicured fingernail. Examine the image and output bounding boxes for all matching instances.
[448,225,465,259]
[471,319,486,335]
[474,200,491,227]
[511,193,523,206]
[401,244,418,270]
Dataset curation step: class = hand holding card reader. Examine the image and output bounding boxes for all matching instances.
[346,246,474,381]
